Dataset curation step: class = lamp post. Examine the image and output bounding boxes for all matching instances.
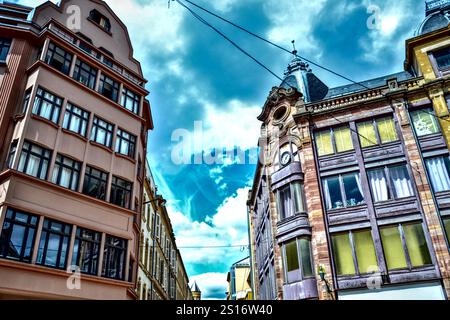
[318,265,336,300]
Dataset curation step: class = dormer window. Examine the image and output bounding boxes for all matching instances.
[434,47,450,70]
[89,9,111,33]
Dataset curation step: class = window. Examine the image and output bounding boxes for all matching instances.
[121,87,140,114]
[368,165,414,202]
[380,223,432,271]
[357,117,398,148]
[90,116,114,148]
[315,126,353,156]
[72,227,101,275]
[21,89,32,113]
[63,103,90,137]
[434,47,450,70]
[102,235,127,280]
[45,42,73,75]
[155,214,161,240]
[37,219,72,269]
[276,182,305,220]
[0,208,38,263]
[411,108,441,137]
[444,219,450,242]
[425,156,450,193]
[73,59,98,89]
[18,141,51,180]
[98,74,119,102]
[32,88,63,124]
[110,176,132,209]
[331,229,378,276]
[51,154,81,191]
[115,129,136,158]
[0,38,11,62]
[323,173,364,210]
[89,9,111,32]
[7,140,18,169]
[282,238,314,283]
[83,166,108,200]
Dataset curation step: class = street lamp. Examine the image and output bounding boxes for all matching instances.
[317,264,335,300]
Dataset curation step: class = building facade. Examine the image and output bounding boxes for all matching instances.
[226,257,253,300]
[136,161,192,300]
[248,0,450,300]
[0,0,153,299]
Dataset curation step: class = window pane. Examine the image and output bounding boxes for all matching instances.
[332,233,356,276]
[353,230,378,274]
[342,173,365,207]
[292,183,305,213]
[444,219,450,241]
[299,238,314,277]
[389,165,414,199]
[368,169,389,202]
[412,109,440,136]
[426,157,450,193]
[403,224,432,268]
[380,226,408,270]
[435,47,450,69]
[357,121,377,148]
[334,127,353,153]
[285,240,300,283]
[315,130,333,156]
[377,117,398,144]
[323,177,343,210]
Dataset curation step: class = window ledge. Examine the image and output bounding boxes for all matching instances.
[115,152,136,164]
[89,140,113,153]
[30,114,59,129]
[327,204,367,214]
[61,128,88,142]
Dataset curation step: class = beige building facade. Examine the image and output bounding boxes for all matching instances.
[0,0,153,299]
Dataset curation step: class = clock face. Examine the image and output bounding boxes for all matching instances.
[281,152,291,166]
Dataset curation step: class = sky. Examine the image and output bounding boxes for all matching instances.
[14,0,426,299]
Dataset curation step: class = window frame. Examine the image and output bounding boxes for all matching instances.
[425,155,450,193]
[110,176,133,209]
[51,154,81,191]
[82,165,108,201]
[115,128,136,159]
[322,172,365,210]
[410,107,442,137]
[98,74,119,102]
[73,59,98,90]
[0,37,12,62]
[71,227,101,276]
[90,116,114,148]
[102,235,127,280]
[281,237,314,284]
[21,89,32,114]
[44,42,73,75]
[315,125,354,157]
[121,87,140,114]
[0,208,39,263]
[32,87,63,124]
[356,116,399,148]
[18,141,52,180]
[36,218,72,270]
[7,140,18,169]
[62,103,90,137]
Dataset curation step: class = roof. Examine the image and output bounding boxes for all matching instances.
[416,0,450,36]
[191,281,201,293]
[231,256,250,268]
[323,71,415,100]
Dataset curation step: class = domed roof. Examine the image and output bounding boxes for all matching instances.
[416,0,450,36]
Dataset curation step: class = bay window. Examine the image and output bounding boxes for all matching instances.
[315,126,354,156]
[37,219,72,269]
[45,42,73,75]
[110,176,132,209]
[380,223,432,271]
[18,141,51,180]
[90,116,114,148]
[82,166,108,200]
[323,173,364,210]
[71,227,101,275]
[73,59,98,90]
[0,208,38,263]
[63,103,90,137]
[51,154,81,191]
[115,129,136,158]
[98,74,119,102]
[411,108,441,137]
[32,88,63,124]
[331,229,378,276]
[425,156,450,193]
[121,87,140,114]
[368,164,414,202]
[7,140,18,169]
[276,182,305,221]
[282,238,314,283]
[357,117,398,148]
[102,235,127,280]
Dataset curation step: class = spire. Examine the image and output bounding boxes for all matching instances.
[280,40,328,103]
[191,281,201,293]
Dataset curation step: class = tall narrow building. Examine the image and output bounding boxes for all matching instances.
[0,0,153,299]
[248,0,450,300]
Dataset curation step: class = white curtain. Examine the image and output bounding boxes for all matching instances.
[426,157,450,192]
[369,169,389,202]
[323,179,332,210]
[354,173,364,202]
[390,166,414,198]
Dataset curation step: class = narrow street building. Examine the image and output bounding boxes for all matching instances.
[0,0,153,299]
[226,257,253,300]
[248,0,450,300]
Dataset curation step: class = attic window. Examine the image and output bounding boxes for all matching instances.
[434,47,450,71]
[89,9,111,33]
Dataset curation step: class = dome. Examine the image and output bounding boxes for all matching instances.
[416,0,450,36]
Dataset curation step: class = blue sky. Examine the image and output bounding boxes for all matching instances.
[17,0,425,299]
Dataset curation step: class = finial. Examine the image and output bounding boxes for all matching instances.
[291,40,297,56]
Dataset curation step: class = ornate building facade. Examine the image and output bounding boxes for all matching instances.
[0,0,153,299]
[248,0,450,300]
